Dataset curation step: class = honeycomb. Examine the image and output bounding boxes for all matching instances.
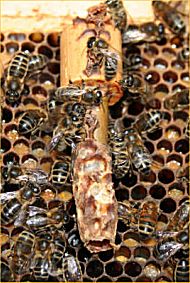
[0,4,189,283]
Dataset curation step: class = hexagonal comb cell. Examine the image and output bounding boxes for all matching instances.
[1,1,189,282]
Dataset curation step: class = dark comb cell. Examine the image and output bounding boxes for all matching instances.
[86,260,104,278]
[131,185,147,200]
[150,184,166,199]
[158,169,174,184]
[0,137,11,153]
[145,71,160,84]
[125,262,142,277]
[128,101,144,115]
[38,45,53,58]
[105,262,123,277]
[160,198,176,213]
[47,32,60,47]
[163,70,178,83]
[21,41,35,52]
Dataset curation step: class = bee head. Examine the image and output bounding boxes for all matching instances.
[87,36,96,49]
[6,78,21,102]
[6,89,20,102]
[94,90,102,105]
[96,38,108,49]
[83,90,94,103]
[126,75,134,87]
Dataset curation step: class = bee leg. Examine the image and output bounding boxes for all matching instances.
[31,129,40,140]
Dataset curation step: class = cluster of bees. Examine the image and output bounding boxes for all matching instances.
[1,0,189,282]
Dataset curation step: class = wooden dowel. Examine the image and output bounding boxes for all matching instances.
[60,14,123,252]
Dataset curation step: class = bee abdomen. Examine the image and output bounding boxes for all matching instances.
[132,147,151,175]
[51,161,70,187]
[33,257,49,281]
[105,56,117,81]
[28,54,48,72]
[139,220,155,237]
[18,114,37,134]
[175,259,189,282]
[1,198,22,225]
[8,52,30,79]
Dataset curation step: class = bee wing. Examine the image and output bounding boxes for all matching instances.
[0,191,18,204]
[28,205,47,216]
[155,230,181,239]
[159,241,183,261]
[24,168,49,184]
[47,131,64,152]
[122,27,147,44]
[100,48,120,61]
[14,209,27,226]
[55,86,84,101]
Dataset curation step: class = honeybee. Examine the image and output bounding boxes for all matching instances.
[84,36,119,80]
[119,72,153,103]
[134,110,162,136]
[24,208,58,231]
[166,200,190,233]
[178,46,189,63]
[109,122,131,178]
[153,230,188,262]
[152,0,186,35]
[138,200,159,239]
[4,51,30,103]
[62,254,82,282]
[11,230,35,275]
[125,127,152,175]
[18,109,47,136]
[1,169,47,225]
[28,54,48,73]
[174,258,189,282]
[122,22,165,44]
[105,0,127,32]
[16,203,69,231]
[164,89,189,110]
[55,84,103,106]
[48,113,86,152]
[50,157,71,188]
[153,238,182,262]
[16,167,49,187]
